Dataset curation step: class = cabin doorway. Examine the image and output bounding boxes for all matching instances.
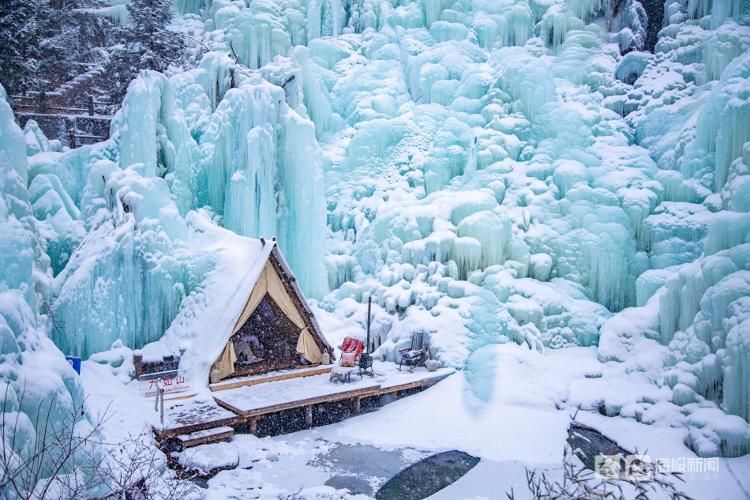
[231,293,303,376]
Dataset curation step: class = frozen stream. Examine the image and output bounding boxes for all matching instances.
[313,443,431,496]
[181,421,628,498]
[188,436,476,498]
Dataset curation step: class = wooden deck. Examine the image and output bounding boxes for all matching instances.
[209,364,332,392]
[155,362,453,443]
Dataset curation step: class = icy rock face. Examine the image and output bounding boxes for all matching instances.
[131,0,747,379]
[111,67,327,297]
[28,172,84,276]
[317,10,654,361]
[597,0,750,456]
[35,62,327,356]
[22,128,196,361]
[0,90,95,490]
[50,161,197,358]
[197,73,328,296]
[113,71,201,215]
[239,0,750,457]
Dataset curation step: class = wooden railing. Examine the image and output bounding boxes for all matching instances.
[10,92,115,117]
[10,92,116,147]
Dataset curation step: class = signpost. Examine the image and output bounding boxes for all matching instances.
[140,369,190,398]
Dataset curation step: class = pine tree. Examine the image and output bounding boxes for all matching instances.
[105,0,184,101]
[0,0,185,100]
[0,0,49,93]
[126,0,184,72]
[0,0,105,94]
[37,1,78,87]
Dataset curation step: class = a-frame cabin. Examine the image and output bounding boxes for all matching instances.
[211,240,334,382]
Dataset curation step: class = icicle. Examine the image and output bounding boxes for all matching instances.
[451,236,482,280]
[456,211,512,269]
[687,0,713,19]
[215,4,291,70]
[424,0,449,27]
[553,159,588,197]
[308,0,345,40]
[705,212,750,255]
[112,72,199,214]
[540,6,577,50]
[724,318,750,421]
[463,136,478,182]
[277,106,329,298]
[223,125,277,238]
[567,0,605,22]
[174,0,206,15]
[326,254,357,289]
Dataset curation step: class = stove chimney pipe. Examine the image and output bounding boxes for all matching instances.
[366,296,372,353]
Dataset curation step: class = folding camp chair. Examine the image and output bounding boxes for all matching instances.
[398,331,427,372]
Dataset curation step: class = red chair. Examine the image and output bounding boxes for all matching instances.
[339,337,365,367]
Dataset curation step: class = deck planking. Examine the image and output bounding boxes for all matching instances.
[155,399,240,439]
[209,364,332,392]
[211,364,453,419]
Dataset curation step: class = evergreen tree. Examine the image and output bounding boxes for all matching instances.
[106,0,185,101]
[0,0,185,101]
[126,0,184,72]
[0,0,110,94]
[0,0,49,93]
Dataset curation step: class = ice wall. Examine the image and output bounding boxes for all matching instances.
[114,72,201,215]
[597,0,750,456]
[197,72,328,297]
[4,0,748,459]
[0,90,96,493]
[318,18,655,355]
[262,0,748,457]
[27,60,327,356]
[50,160,196,359]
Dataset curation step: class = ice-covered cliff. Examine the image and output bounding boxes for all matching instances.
[2,0,749,460]
[0,87,96,496]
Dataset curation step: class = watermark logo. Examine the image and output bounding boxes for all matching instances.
[595,453,720,481]
[625,454,653,482]
[594,454,621,479]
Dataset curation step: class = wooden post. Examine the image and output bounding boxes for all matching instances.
[366,296,372,352]
[87,95,94,116]
[159,388,165,426]
[133,353,144,379]
[353,397,361,415]
[39,91,47,113]
[68,128,76,148]
[304,405,313,427]
[250,417,258,435]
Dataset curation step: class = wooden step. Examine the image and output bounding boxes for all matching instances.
[155,399,239,440]
[175,426,234,448]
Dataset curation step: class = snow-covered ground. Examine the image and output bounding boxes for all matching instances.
[77,345,750,498]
